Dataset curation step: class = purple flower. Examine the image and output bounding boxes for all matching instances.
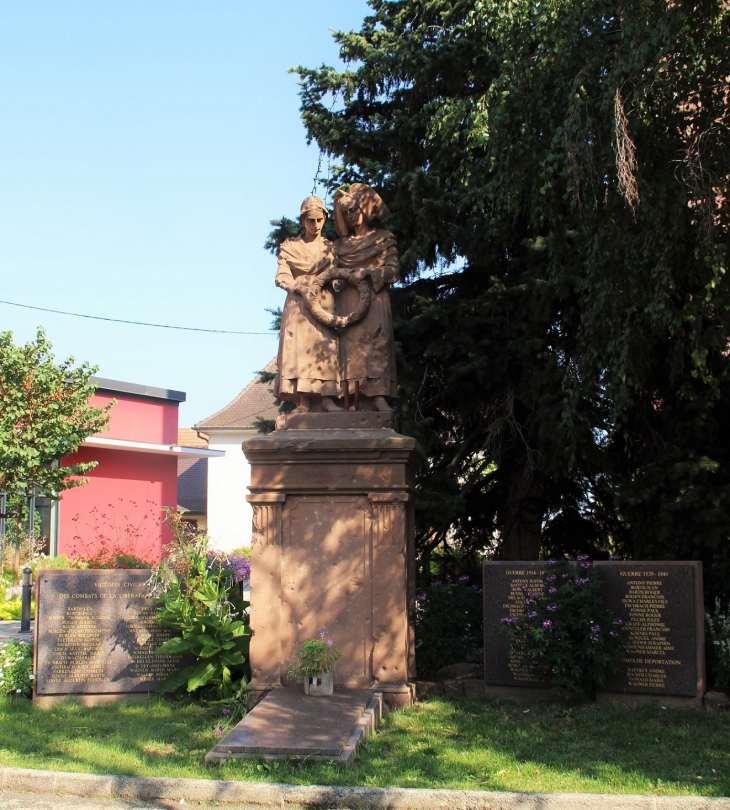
[546,603,556,612]
[432,580,442,587]
[547,558,557,566]
[417,593,426,602]
[609,554,620,560]
[609,631,618,638]
[546,574,557,582]
[319,631,326,639]
[543,620,553,630]
[528,611,538,618]
[458,575,469,583]
[590,624,600,634]
[561,573,569,579]
[222,708,230,715]
[612,618,623,626]
[576,554,589,561]
[574,577,589,586]
[501,616,518,625]
[327,639,334,646]
[548,587,557,594]
[580,561,592,569]
[447,589,453,595]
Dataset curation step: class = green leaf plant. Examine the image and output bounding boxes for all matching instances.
[500,557,625,699]
[150,510,250,706]
[288,634,342,679]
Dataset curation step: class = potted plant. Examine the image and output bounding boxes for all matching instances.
[289,632,342,696]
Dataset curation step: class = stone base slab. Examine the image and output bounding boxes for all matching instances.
[205,687,382,766]
[277,411,394,430]
[32,692,154,709]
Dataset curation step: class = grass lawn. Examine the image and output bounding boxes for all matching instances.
[0,693,728,796]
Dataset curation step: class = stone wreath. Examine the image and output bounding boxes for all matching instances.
[305,266,371,329]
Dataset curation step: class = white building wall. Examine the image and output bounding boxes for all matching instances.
[205,430,257,552]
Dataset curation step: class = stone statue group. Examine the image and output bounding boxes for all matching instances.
[274,184,399,414]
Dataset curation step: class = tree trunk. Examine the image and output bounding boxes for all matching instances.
[13,521,22,583]
[497,469,544,560]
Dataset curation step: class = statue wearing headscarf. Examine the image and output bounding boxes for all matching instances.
[334,184,399,410]
[274,196,341,413]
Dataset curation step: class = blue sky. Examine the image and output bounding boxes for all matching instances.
[0,1,370,426]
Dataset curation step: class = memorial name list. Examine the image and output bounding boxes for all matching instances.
[35,569,186,697]
[482,561,704,699]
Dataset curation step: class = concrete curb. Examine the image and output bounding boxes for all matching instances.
[0,766,728,809]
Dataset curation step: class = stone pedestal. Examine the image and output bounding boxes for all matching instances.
[243,412,423,707]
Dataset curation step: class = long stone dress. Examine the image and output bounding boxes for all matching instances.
[335,229,399,399]
[274,235,339,401]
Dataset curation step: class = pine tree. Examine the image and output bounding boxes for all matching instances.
[276,1,730,573]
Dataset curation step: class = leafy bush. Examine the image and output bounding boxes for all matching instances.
[150,511,250,704]
[414,575,483,677]
[0,640,33,697]
[31,554,88,571]
[500,557,625,699]
[289,634,342,678]
[0,600,34,621]
[706,598,730,690]
[208,550,250,584]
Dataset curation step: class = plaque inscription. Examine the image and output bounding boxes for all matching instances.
[482,561,704,698]
[483,562,550,688]
[598,562,704,697]
[35,570,186,696]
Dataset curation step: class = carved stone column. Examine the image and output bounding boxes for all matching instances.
[369,492,414,704]
[246,492,285,693]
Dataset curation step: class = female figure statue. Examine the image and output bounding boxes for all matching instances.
[334,184,399,411]
[274,196,341,413]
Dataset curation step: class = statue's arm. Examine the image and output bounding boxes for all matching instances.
[349,240,400,292]
[275,253,295,293]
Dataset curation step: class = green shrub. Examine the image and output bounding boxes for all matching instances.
[414,575,483,677]
[0,640,33,697]
[150,511,250,704]
[0,600,34,621]
[500,557,625,699]
[706,598,730,690]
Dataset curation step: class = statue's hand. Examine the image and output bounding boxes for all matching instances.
[348,267,371,284]
[292,277,312,295]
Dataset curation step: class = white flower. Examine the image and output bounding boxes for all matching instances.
[29,674,35,680]
[15,689,21,693]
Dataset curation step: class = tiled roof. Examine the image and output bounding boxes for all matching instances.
[178,428,209,448]
[177,456,207,515]
[195,359,279,430]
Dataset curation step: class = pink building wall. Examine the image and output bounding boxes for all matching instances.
[57,388,183,563]
[93,392,179,445]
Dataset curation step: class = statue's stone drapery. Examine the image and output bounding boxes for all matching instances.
[274,208,339,403]
[274,186,399,412]
[333,183,399,403]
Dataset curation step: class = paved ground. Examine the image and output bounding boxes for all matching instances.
[0,621,33,642]
[1,767,729,810]
[0,793,186,810]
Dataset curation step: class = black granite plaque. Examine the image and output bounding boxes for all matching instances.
[482,560,705,699]
[34,570,187,697]
[483,562,551,688]
[596,561,704,698]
